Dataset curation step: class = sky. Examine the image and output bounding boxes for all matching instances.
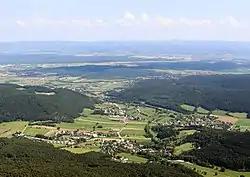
[1,0,250,41]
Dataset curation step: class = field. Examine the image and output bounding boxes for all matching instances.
[121,129,146,137]
[197,107,209,114]
[55,106,151,143]
[228,112,247,118]
[179,162,250,177]
[24,126,50,136]
[212,110,228,116]
[180,104,195,112]
[9,105,152,144]
[117,153,147,163]
[0,121,28,137]
[216,115,239,124]
[63,147,100,154]
[236,119,250,126]
[174,143,194,156]
[178,130,196,138]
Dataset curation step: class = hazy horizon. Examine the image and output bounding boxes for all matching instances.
[1,0,250,41]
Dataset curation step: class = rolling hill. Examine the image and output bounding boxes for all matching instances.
[0,84,95,123]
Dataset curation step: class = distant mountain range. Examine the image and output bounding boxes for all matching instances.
[0,41,250,56]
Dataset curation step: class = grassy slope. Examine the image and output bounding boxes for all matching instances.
[117,153,147,163]
[174,143,194,156]
[180,162,250,177]
[180,104,195,112]
[63,147,100,154]
[197,107,209,114]
[229,112,247,118]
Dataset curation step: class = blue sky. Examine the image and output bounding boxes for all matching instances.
[1,0,250,41]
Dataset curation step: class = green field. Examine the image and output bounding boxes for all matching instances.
[63,147,100,154]
[58,114,126,131]
[0,121,28,137]
[180,104,195,112]
[24,127,50,136]
[57,107,149,138]
[180,162,250,177]
[178,130,196,138]
[121,129,146,137]
[157,116,172,124]
[117,153,147,163]
[212,110,228,116]
[229,112,247,118]
[236,119,250,126]
[124,136,151,143]
[174,143,194,156]
[197,107,209,114]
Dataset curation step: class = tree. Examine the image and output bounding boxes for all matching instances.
[220,167,226,172]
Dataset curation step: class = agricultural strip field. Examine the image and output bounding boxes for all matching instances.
[0,121,28,137]
[216,115,238,124]
[24,127,50,136]
[58,117,125,131]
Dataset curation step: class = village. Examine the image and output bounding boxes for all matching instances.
[165,114,233,130]
[11,101,238,166]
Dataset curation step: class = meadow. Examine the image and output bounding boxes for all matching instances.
[180,162,250,177]
[24,126,50,136]
[180,104,195,112]
[174,143,194,156]
[117,153,147,163]
[0,121,28,137]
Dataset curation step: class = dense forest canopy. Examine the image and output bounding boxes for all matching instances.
[109,74,250,116]
[181,129,250,171]
[0,84,95,123]
[0,138,201,177]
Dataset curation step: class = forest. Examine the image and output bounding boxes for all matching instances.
[180,129,250,171]
[109,74,250,116]
[0,84,95,123]
[0,138,202,177]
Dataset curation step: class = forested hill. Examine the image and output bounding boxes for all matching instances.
[0,138,201,177]
[0,84,95,123]
[181,129,250,171]
[109,74,250,116]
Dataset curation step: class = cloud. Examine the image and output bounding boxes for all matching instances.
[156,16,175,26]
[179,18,211,26]
[227,16,242,27]
[124,12,135,21]
[155,16,212,27]
[141,13,149,22]
[116,12,137,27]
[15,15,247,31]
[16,20,25,26]
[15,18,106,27]
[218,16,246,28]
